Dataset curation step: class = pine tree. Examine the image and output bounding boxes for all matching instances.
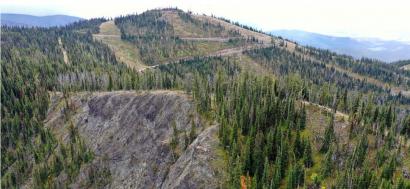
[261,157,270,188]
[183,131,189,150]
[394,177,406,189]
[385,106,393,128]
[189,121,196,143]
[293,130,303,159]
[320,115,335,153]
[243,136,253,173]
[400,115,410,138]
[270,165,281,189]
[321,147,333,178]
[251,172,258,189]
[298,105,307,130]
[381,156,396,180]
[108,73,113,91]
[350,132,368,168]
[170,121,179,158]
[342,89,348,112]
[286,163,304,189]
[230,155,242,188]
[355,164,373,189]
[302,139,313,168]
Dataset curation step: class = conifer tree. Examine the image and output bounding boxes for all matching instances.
[302,139,313,168]
[381,156,396,180]
[298,105,307,130]
[321,147,333,178]
[170,121,179,158]
[293,130,303,159]
[189,121,196,143]
[261,157,270,188]
[320,115,335,153]
[183,131,189,150]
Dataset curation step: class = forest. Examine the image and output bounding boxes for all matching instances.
[1,8,410,189]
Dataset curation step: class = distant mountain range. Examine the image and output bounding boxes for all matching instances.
[1,13,83,27]
[269,30,410,62]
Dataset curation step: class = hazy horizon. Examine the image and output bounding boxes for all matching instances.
[2,0,410,42]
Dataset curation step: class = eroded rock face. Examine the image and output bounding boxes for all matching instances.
[45,91,225,189]
[161,125,225,189]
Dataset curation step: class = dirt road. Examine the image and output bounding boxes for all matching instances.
[138,43,272,72]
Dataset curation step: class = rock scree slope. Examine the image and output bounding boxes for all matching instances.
[45,91,224,188]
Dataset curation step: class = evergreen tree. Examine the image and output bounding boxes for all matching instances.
[189,121,196,143]
[170,121,179,158]
[298,105,307,130]
[320,115,335,153]
[293,130,303,159]
[302,139,313,168]
[381,156,396,180]
[108,73,114,91]
[183,131,189,150]
[286,162,304,189]
[385,106,393,128]
[261,157,270,189]
[321,147,333,178]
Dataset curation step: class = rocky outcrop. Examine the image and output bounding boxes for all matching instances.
[161,125,225,189]
[45,91,225,188]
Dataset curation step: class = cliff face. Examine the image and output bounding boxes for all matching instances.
[161,125,224,189]
[45,91,225,188]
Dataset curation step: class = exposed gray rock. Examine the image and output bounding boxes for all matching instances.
[45,91,225,189]
[161,125,225,189]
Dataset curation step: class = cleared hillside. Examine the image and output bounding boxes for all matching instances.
[113,9,267,66]
[93,21,146,70]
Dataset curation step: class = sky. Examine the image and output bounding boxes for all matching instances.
[2,0,410,41]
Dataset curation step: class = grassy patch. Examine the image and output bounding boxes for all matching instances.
[93,21,146,70]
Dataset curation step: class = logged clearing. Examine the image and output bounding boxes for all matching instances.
[326,63,410,97]
[194,14,272,43]
[58,37,69,64]
[237,54,272,76]
[162,10,235,38]
[401,64,410,71]
[303,101,350,149]
[93,21,146,70]
[138,44,272,72]
[285,45,410,97]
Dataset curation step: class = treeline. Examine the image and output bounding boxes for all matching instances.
[215,15,267,35]
[245,46,410,110]
[294,45,410,88]
[63,18,107,34]
[392,60,410,68]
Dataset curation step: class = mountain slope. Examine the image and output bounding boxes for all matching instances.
[1,13,83,27]
[270,30,410,62]
[2,8,410,189]
[43,91,224,188]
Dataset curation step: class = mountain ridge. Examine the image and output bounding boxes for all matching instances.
[269,29,410,62]
[1,13,83,27]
